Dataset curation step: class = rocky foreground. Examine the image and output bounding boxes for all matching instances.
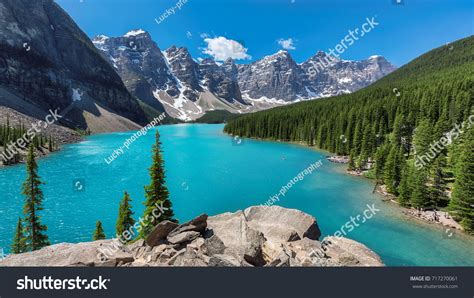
[0,206,383,267]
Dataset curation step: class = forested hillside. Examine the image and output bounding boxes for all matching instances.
[0,117,58,165]
[224,36,474,232]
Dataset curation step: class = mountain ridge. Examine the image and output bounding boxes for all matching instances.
[93,29,396,121]
[0,0,148,132]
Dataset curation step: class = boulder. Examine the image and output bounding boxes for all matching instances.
[168,214,208,237]
[244,206,321,243]
[0,240,134,267]
[127,239,146,252]
[321,236,384,266]
[266,250,291,267]
[202,235,226,256]
[287,231,301,242]
[169,249,208,266]
[207,210,247,252]
[145,220,179,247]
[0,207,384,268]
[243,228,266,266]
[209,254,241,267]
[167,231,200,245]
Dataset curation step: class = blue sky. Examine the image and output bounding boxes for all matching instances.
[56,0,473,66]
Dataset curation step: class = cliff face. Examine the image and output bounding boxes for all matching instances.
[0,0,146,132]
[0,206,383,267]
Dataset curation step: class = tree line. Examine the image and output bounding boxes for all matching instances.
[1,117,58,165]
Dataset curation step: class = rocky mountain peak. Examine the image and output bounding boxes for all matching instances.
[93,29,396,120]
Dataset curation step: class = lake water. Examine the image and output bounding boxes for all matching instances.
[0,124,473,265]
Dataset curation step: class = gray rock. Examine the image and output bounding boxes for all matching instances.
[168,214,208,237]
[0,207,384,267]
[287,231,301,242]
[145,220,179,247]
[169,249,208,266]
[206,210,248,252]
[202,234,226,256]
[0,240,134,267]
[266,250,291,267]
[127,239,146,252]
[321,236,384,267]
[209,254,241,267]
[167,231,200,245]
[243,228,266,267]
[244,205,321,243]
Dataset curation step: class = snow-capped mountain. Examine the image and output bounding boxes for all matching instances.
[93,30,396,121]
[93,31,248,121]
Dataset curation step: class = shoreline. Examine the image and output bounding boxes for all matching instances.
[224,132,470,236]
[0,122,181,168]
[0,137,83,169]
[323,154,468,234]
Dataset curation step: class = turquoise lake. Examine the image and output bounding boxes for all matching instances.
[0,124,473,265]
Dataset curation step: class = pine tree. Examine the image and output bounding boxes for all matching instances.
[48,135,53,152]
[398,161,413,207]
[449,126,474,232]
[411,169,429,209]
[384,144,401,194]
[139,131,176,239]
[413,119,433,157]
[374,143,389,182]
[116,191,135,241]
[429,154,449,208]
[22,144,49,251]
[11,217,27,254]
[347,149,356,171]
[93,221,106,240]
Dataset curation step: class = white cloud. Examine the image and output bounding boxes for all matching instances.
[202,36,251,61]
[277,38,296,50]
[186,31,192,39]
[200,33,209,39]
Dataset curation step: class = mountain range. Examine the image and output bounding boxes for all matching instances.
[0,0,395,133]
[93,30,396,121]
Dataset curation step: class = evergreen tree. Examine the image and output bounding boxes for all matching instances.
[11,217,27,254]
[449,126,474,232]
[384,144,401,194]
[411,169,429,209]
[429,154,449,208]
[374,143,389,182]
[22,144,49,251]
[139,131,176,239]
[398,161,413,207]
[116,191,135,241]
[347,150,356,171]
[413,119,433,157]
[93,221,106,240]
